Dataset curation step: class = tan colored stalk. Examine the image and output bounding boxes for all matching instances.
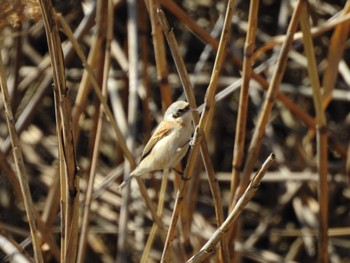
[0,124,60,261]
[230,0,260,209]
[321,0,350,108]
[234,0,305,204]
[57,14,133,166]
[141,170,169,263]
[77,0,112,262]
[228,2,259,260]
[117,0,140,261]
[1,6,96,155]
[253,12,350,61]
[306,2,350,143]
[59,16,169,235]
[58,13,133,168]
[148,0,172,110]
[159,0,347,158]
[71,33,101,142]
[299,6,329,263]
[0,49,44,263]
[155,10,210,255]
[159,0,237,260]
[187,153,275,263]
[157,8,229,262]
[61,8,168,259]
[38,0,80,261]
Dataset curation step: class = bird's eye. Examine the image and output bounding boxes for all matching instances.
[172,104,190,118]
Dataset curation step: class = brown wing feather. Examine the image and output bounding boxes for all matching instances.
[140,120,173,161]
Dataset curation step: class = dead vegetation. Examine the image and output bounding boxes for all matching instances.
[0,0,350,262]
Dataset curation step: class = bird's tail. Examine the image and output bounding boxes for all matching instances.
[117,174,135,190]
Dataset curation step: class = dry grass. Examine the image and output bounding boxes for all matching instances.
[0,0,350,262]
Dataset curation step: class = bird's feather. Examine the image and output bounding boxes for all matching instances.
[140,120,173,161]
[117,174,135,190]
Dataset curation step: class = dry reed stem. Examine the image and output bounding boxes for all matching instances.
[38,0,80,261]
[139,7,152,140]
[229,1,259,260]
[230,0,259,209]
[160,0,347,158]
[155,11,206,253]
[41,174,60,229]
[117,0,140,261]
[71,31,101,142]
[57,14,135,168]
[141,170,169,263]
[0,231,32,263]
[252,12,350,61]
[55,107,66,261]
[234,0,305,203]
[157,8,230,262]
[299,6,329,262]
[1,7,96,155]
[0,79,61,260]
[77,0,113,262]
[148,0,172,111]
[0,49,44,263]
[305,2,350,144]
[61,6,168,259]
[322,2,350,111]
[187,153,275,263]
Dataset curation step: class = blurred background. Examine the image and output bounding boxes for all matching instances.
[0,0,349,262]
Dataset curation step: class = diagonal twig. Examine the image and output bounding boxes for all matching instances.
[0,46,44,263]
[187,153,275,263]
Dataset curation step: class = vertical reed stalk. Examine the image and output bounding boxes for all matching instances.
[299,6,329,262]
[38,0,80,261]
[230,0,260,206]
[0,48,44,263]
[159,0,237,260]
[234,0,305,203]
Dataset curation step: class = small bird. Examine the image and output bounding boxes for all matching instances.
[117,101,194,190]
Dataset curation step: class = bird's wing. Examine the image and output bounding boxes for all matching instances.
[140,120,173,161]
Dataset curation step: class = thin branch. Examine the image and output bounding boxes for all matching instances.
[230,0,260,209]
[187,153,275,263]
[299,5,329,262]
[0,48,44,263]
[234,0,305,204]
[158,0,237,260]
[77,0,112,262]
[38,0,79,261]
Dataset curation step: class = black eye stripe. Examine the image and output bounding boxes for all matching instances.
[172,105,190,118]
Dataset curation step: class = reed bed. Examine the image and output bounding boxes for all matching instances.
[0,0,349,262]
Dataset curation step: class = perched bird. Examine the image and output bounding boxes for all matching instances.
[117,101,194,190]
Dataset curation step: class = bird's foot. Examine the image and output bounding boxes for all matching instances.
[172,168,190,181]
[189,136,195,147]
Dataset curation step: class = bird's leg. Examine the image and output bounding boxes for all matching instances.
[172,168,190,181]
[188,137,195,147]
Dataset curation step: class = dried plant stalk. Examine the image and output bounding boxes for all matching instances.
[148,0,172,110]
[230,0,259,208]
[141,170,169,262]
[159,0,237,260]
[322,1,350,107]
[187,153,275,263]
[299,6,329,262]
[38,0,79,261]
[253,12,350,61]
[77,0,112,262]
[117,0,140,261]
[160,0,347,158]
[234,0,305,203]
[0,47,44,263]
